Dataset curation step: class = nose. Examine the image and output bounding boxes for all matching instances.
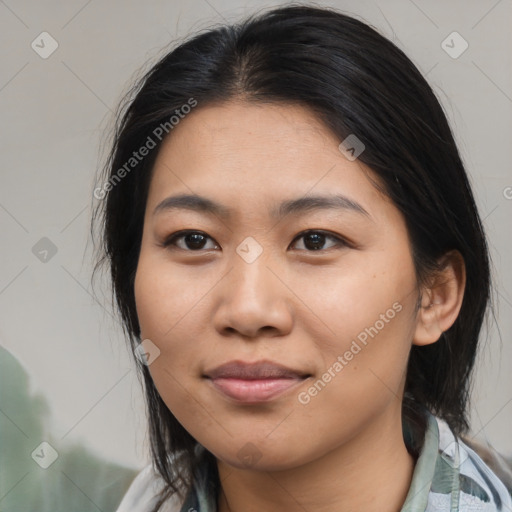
[212,251,294,339]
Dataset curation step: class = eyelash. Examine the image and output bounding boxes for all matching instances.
[161,229,350,253]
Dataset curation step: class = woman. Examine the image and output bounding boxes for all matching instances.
[91,5,512,511]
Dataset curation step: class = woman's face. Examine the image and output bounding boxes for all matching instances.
[134,101,423,470]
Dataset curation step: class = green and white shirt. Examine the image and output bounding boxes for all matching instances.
[116,408,512,512]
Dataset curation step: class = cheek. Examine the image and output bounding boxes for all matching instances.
[293,282,416,452]
[306,301,412,408]
[134,248,210,339]
[292,251,417,350]
[293,254,418,413]
[134,253,213,416]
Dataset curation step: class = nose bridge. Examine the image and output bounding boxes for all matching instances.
[213,239,292,337]
[229,241,277,304]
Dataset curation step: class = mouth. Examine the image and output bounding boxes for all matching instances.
[203,360,311,403]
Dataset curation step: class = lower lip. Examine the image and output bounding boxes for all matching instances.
[209,377,305,403]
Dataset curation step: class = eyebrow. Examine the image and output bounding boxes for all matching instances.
[153,193,371,220]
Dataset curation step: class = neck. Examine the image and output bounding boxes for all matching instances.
[216,405,416,512]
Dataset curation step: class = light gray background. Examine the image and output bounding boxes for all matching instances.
[1,0,511,474]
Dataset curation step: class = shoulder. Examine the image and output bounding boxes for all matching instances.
[460,434,512,494]
[115,464,183,512]
[433,415,512,509]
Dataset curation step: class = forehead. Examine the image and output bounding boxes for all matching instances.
[155,100,337,162]
[146,101,390,221]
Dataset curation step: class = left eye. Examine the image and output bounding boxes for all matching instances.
[162,230,347,252]
[290,230,347,251]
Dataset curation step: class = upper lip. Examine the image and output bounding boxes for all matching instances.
[204,360,309,380]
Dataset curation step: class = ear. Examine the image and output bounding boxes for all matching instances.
[413,250,466,347]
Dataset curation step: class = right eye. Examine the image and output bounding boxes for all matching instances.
[161,230,220,251]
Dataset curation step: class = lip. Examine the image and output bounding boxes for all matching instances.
[204,360,310,403]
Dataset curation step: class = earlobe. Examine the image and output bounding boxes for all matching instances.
[412,250,466,347]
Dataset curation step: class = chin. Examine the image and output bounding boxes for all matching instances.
[211,440,312,472]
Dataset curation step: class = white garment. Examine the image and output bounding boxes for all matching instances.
[115,464,182,512]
